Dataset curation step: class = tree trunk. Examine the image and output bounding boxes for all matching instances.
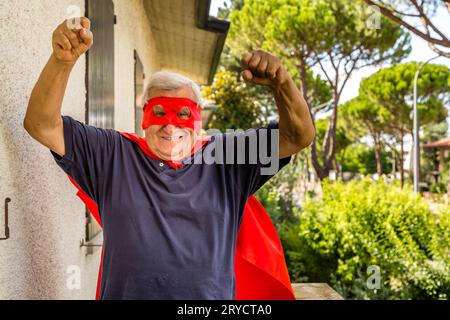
[311,133,329,180]
[332,156,340,179]
[306,150,311,182]
[339,149,346,180]
[312,91,338,181]
[296,56,341,182]
[400,130,405,188]
[321,93,339,173]
[373,133,383,177]
[392,148,396,175]
[296,60,329,181]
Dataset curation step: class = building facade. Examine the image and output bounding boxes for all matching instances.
[0,0,228,299]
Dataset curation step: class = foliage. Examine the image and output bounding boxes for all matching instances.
[340,144,392,175]
[358,62,449,183]
[216,0,245,20]
[276,178,450,299]
[340,96,392,137]
[314,117,354,166]
[429,180,448,195]
[360,62,450,134]
[365,62,449,137]
[201,69,265,131]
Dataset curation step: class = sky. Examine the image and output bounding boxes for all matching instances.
[210,0,227,18]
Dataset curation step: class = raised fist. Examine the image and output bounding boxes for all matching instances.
[240,50,289,88]
[52,17,93,65]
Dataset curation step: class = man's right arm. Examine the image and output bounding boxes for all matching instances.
[24,17,93,157]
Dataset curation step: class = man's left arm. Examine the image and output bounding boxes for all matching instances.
[241,50,315,159]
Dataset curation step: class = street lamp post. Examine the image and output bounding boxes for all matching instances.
[413,55,440,193]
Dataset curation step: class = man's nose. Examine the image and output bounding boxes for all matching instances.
[162,124,177,133]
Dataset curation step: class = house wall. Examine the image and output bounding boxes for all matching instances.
[0,0,159,299]
[114,0,160,132]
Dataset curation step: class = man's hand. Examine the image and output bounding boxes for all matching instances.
[241,50,315,159]
[52,17,93,65]
[240,50,289,88]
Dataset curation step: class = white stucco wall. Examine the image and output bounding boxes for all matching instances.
[0,0,160,299]
[113,0,160,132]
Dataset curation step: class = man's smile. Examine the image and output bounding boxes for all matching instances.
[160,134,186,142]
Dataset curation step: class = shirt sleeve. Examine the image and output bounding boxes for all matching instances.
[221,121,292,197]
[50,115,118,203]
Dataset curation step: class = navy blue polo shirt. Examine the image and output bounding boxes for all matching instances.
[51,115,291,300]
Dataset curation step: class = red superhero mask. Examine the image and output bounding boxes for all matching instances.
[142,96,202,133]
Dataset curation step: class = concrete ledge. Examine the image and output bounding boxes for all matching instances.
[292,283,344,300]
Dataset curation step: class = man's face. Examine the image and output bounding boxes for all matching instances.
[144,86,199,162]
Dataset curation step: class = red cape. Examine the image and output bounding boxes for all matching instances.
[69,132,295,300]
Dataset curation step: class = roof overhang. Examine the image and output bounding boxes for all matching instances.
[143,0,230,85]
[423,137,450,149]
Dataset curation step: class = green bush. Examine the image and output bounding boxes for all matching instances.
[278,178,450,299]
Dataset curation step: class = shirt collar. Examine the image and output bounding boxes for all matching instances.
[117,131,210,169]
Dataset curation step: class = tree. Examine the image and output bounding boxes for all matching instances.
[363,0,450,57]
[341,96,392,176]
[360,62,450,185]
[201,69,263,131]
[227,0,411,180]
[217,0,245,20]
[340,144,393,175]
[315,117,354,178]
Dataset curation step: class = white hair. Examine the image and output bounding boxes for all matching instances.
[141,71,203,108]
